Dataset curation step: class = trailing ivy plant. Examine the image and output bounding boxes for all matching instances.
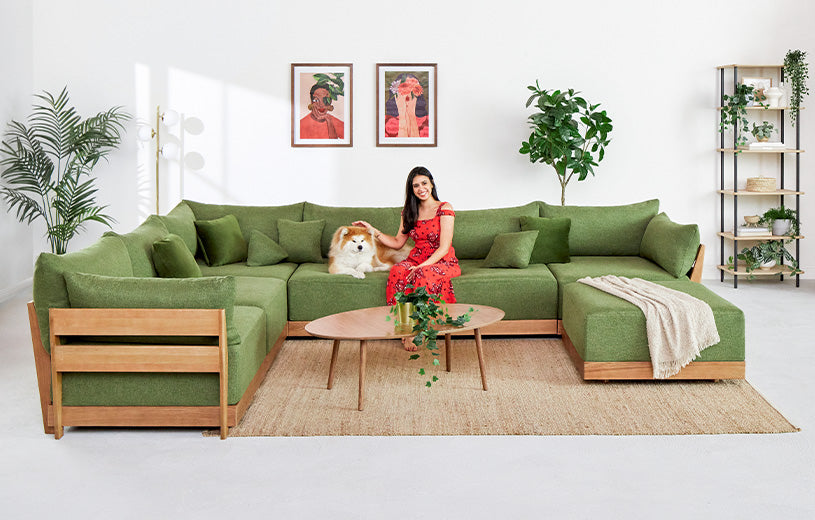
[784,49,809,126]
[0,87,130,254]
[727,240,801,278]
[387,285,474,387]
[720,83,757,148]
[519,81,612,205]
[759,205,800,237]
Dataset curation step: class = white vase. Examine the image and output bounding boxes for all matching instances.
[765,87,783,108]
[759,259,777,270]
[772,219,792,236]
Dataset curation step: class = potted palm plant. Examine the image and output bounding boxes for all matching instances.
[0,87,130,254]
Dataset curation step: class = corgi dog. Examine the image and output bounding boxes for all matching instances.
[328,226,410,279]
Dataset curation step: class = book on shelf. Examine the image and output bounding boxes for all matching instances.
[748,141,786,150]
[735,226,771,236]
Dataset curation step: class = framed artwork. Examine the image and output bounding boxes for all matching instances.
[376,63,437,147]
[291,63,352,147]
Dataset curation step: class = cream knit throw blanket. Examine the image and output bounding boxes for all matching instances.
[577,276,720,379]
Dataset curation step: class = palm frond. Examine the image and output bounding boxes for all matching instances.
[0,187,46,223]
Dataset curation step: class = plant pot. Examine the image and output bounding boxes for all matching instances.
[756,136,770,142]
[394,302,416,334]
[759,259,777,270]
[772,219,792,236]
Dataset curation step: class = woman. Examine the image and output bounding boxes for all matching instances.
[353,166,461,349]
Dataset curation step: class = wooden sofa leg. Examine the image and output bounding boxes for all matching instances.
[27,302,55,435]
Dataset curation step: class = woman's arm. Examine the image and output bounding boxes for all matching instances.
[352,217,409,249]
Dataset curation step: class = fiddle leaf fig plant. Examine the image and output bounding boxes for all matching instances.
[520,81,612,205]
[0,87,130,254]
[784,49,809,126]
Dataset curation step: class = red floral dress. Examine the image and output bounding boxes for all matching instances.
[386,203,461,305]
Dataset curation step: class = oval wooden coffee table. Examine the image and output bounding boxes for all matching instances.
[305,304,505,410]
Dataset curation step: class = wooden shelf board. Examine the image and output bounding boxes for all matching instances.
[717,148,804,153]
[718,232,804,240]
[716,64,783,69]
[716,106,803,111]
[717,265,803,276]
[718,189,804,196]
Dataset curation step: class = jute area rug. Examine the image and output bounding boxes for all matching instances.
[208,338,799,437]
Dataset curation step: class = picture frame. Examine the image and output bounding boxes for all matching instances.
[291,63,352,147]
[742,77,773,106]
[376,63,437,147]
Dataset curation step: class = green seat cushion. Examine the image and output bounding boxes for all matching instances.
[454,260,558,320]
[233,276,288,353]
[61,305,266,406]
[103,215,169,277]
[541,199,659,256]
[160,201,198,255]
[482,230,539,268]
[519,216,571,264]
[152,234,202,278]
[547,256,682,317]
[453,202,540,259]
[64,272,241,346]
[33,235,134,353]
[247,230,288,266]
[278,219,325,263]
[303,202,402,257]
[199,261,298,281]
[639,212,700,278]
[195,214,248,267]
[287,263,388,321]
[562,280,745,362]
[184,200,305,243]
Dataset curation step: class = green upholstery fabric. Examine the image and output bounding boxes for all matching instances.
[198,260,298,281]
[247,230,288,266]
[639,212,700,278]
[33,235,134,353]
[195,214,249,267]
[519,216,571,264]
[547,256,682,317]
[303,202,403,257]
[454,260,558,320]
[278,219,325,263]
[233,276,288,353]
[61,305,266,406]
[64,272,241,346]
[287,263,388,321]
[152,234,203,278]
[482,231,539,268]
[541,199,659,256]
[453,202,540,259]
[103,215,169,277]
[184,200,304,243]
[562,280,745,362]
[160,202,198,255]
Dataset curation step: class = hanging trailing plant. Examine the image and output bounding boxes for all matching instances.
[719,83,756,148]
[784,49,809,126]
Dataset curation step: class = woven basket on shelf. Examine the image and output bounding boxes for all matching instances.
[746,176,776,192]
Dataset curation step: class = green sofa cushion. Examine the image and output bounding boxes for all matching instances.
[541,199,659,256]
[519,216,571,264]
[160,202,198,255]
[483,231,539,268]
[152,234,203,278]
[195,214,249,267]
[233,276,289,353]
[33,235,134,353]
[61,305,266,406]
[287,263,389,321]
[562,280,744,362]
[247,230,288,266]
[103,215,169,277]
[453,202,541,259]
[64,272,241,346]
[198,261,299,281]
[303,202,403,257]
[639,212,700,278]
[547,256,682,317]
[278,219,325,263]
[184,200,305,243]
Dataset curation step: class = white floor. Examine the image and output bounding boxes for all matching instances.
[1,279,813,519]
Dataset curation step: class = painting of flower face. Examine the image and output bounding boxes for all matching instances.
[291,63,353,147]
[377,64,437,147]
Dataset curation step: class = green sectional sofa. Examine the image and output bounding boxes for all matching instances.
[30,197,742,438]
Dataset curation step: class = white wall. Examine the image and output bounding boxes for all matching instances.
[10,0,815,281]
[0,0,34,299]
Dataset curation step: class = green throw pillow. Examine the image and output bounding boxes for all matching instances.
[152,234,203,278]
[194,214,248,267]
[639,212,700,278]
[482,230,539,268]
[247,229,288,266]
[519,216,571,264]
[277,219,325,263]
[63,272,240,345]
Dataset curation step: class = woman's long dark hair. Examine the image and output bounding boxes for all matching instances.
[401,166,439,234]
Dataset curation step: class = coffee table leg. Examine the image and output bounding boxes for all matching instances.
[445,333,452,372]
[327,339,340,390]
[358,340,367,411]
[474,328,488,391]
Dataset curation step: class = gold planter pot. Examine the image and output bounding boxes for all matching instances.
[395,302,416,334]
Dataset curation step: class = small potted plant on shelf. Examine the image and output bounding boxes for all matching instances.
[729,240,801,278]
[720,83,760,149]
[387,286,474,387]
[750,121,775,142]
[783,49,809,126]
[760,205,799,236]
